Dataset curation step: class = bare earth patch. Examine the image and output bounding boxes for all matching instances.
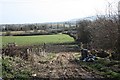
[29,52,102,79]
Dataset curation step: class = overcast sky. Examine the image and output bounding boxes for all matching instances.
[0,0,119,24]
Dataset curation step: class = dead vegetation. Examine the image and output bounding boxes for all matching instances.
[2,52,104,79]
[2,43,120,79]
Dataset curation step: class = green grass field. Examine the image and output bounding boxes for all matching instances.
[2,34,74,46]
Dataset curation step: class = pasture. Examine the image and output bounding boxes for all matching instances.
[2,34,74,46]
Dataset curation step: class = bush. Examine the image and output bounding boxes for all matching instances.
[2,56,14,78]
[2,56,31,79]
[77,20,92,44]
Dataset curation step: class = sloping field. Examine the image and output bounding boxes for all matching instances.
[2,34,74,46]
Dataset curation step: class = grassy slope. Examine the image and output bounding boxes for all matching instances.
[2,34,74,46]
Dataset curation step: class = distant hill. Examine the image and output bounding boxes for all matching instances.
[68,16,98,23]
[0,15,111,26]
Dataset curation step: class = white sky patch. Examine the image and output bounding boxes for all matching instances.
[0,0,119,24]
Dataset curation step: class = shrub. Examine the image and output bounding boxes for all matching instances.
[77,20,92,44]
